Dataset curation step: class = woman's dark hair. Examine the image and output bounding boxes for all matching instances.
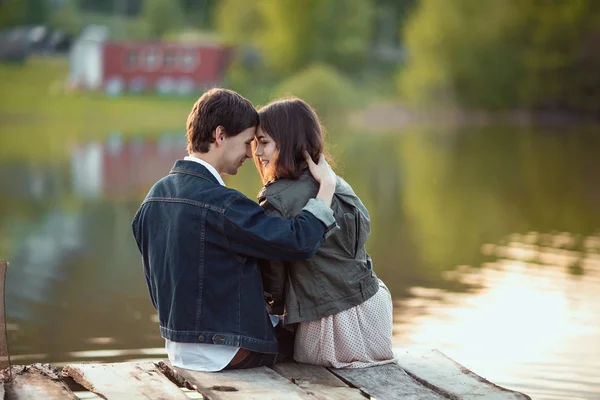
[255,97,333,183]
[186,88,259,154]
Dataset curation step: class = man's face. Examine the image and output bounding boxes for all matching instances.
[220,126,256,175]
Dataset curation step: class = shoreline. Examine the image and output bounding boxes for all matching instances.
[350,101,600,130]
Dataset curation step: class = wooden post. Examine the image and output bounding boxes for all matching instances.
[0,260,11,383]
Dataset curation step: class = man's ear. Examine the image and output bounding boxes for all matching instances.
[214,126,226,147]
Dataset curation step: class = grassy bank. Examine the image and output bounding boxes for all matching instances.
[0,57,195,162]
[0,57,382,163]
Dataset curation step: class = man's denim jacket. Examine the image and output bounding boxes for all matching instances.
[132,160,337,354]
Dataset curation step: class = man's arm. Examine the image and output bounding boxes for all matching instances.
[223,195,336,261]
[223,152,338,261]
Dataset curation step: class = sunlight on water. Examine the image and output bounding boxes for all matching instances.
[9,353,48,362]
[67,347,166,359]
[392,232,600,400]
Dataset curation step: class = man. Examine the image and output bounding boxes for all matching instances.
[132,88,337,371]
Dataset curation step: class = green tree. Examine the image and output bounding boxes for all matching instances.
[215,0,376,77]
[0,0,26,29]
[516,0,600,112]
[215,0,262,44]
[25,0,50,25]
[179,0,216,28]
[141,0,185,38]
[49,0,80,34]
[274,64,358,122]
[0,0,49,28]
[399,0,600,113]
[399,0,524,109]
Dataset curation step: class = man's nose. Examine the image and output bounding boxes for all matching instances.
[246,148,253,158]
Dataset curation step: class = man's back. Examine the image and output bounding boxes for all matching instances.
[133,159,279,353]
[132,160,335,354]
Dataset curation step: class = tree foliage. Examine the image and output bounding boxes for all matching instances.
[274,64,357,122]
[49,0,80,34]
[141,0,185,38]
[399,0,600,113]
[215,0,376,77]
[0,0,50,29]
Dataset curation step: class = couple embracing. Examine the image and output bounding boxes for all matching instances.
[132,89,394,371]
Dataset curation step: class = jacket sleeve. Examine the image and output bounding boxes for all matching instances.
[223,194,337,261]
[258,194,290,315]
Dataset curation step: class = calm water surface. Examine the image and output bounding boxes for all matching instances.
[2,126,599,400]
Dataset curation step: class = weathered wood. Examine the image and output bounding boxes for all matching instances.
[4,351,532,400]
[272,362,349,387]
[272,362,367,400]
[4,364,78,400]
[293,382,368,400]
[330,362,448,400]
[63,361,188,400]
[0,260,11,380]
[159,360,313,400]
[396,349,532,400]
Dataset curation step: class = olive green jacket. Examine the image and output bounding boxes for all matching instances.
[258,167,379,325]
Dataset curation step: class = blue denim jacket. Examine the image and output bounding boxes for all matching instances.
[132,160,336,354]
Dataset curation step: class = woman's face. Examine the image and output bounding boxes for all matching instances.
[254,127,278,169]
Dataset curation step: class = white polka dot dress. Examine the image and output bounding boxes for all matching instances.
[293,279,396,368]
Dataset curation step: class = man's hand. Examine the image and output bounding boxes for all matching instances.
[304,152,335,186]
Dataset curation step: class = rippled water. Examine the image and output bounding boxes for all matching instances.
[393,234,600,400]
[2,126,599,399]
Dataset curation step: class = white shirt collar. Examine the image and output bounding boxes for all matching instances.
[183,156,226,187]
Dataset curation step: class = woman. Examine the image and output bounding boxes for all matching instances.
[253,97,395,368]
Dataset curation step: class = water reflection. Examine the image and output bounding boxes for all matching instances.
[71,133,187,198]
[2,126,599,399]
[395,233,600,400]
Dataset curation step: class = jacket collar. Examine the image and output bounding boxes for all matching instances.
[257,162,311,202]
[170,159,220,185]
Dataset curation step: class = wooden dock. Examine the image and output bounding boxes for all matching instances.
[0,260,531,399]
[1,349,531,399]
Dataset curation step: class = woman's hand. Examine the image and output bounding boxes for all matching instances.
[304,151,335,186]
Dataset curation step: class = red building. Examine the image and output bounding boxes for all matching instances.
[70,31,233,94]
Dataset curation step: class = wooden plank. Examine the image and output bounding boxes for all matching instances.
[158,360,314,400]
[63,361,188,400]
[329,362,448,400]
[396,349,532,400]
[272,362,367,400]
[273,362,350,387]
[4,364,78,400]
[1,260,11,376]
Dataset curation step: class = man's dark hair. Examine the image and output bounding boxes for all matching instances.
[186,88,259,154]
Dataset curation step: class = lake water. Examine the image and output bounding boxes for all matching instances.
[2,125,599,400]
